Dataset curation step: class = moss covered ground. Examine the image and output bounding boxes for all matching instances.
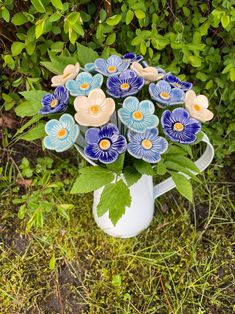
[0,142,234,314]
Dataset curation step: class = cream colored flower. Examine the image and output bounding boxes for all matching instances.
[130,62,164,84]
[74,88,115,127]
[185,90,214,122]
[51,63,80,87]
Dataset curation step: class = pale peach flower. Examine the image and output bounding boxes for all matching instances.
[185,90,214,122]
[130,62,164,84]
[74,88,115,127]
[51,63,80,87]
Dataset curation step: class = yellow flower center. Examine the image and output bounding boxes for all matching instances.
[80,83,90,90]
[120,83,130,90]
[99,139,111,150]
[107,66,117,73]
[50,99,58,108]
[63,72,72,79]
[57,128,67,139]
[132,111,143,121]
[141,139,153,150]
[193,104,201,112]
[173,122,184,132]
[89,105,101,115]
[160,91,170,99]
[174,82,181,88]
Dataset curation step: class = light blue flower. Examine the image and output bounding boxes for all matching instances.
[84,63,96,73]
[149,80,185,107]
[43,114,79,152]
[65,72,103,96]
[127,128,168,163]
[118,96,159,133]
[94,55,130,77]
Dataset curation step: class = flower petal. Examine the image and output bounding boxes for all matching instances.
[111,135,127,153]
[84,144,101,160]
[43,135,57,150]
[51,75,64,87]
[59,114,75,129]
[122,96,139,111]
[74,96,89,112]
[85,128,101,144]
[170,88,185,104]
[139,100,155,114]
[88,88,106,105]
[196,95,209,108]
[127,142,144,159]
[99,123,119,138]
[45,119,61,136]
[185,90,197,106]
[90,74,103,90]
[99,149,119,164]
[54,85,69,103]
[142,150,161,163]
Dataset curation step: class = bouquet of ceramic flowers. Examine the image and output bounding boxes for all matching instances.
[37,52,213,224]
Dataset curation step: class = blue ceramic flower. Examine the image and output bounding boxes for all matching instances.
[149,80,185,107]
[165,74,193,90]
[84,124,127,164]
[84,63,96,73]
[122,52,143,63]
[161,108,201,144]
[106,70,144,98]
[39,86,69,115]
[65,72,103,96]
[94,55,130,77]
[118,96,159,133]
[43,114,79,152]
[127,128,168,163]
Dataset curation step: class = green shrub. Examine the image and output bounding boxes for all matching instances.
[1,0,235,161]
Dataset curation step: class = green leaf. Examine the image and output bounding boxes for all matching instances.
[221,15,230,28]
[11,42,25,56]
[106,14,122,26]
[12,12,28,25]
[126,10,134,25]
[155,160,167,175]
[123,166,141,186]
[165,155,200,173]
[15,91,47,117]
[133,159,154,176]
[106,33,116,45]
[19,123,46,141]
[31,0,46,13]
[230,68,235,81]
[76,43,99,66]
[134,9,145,19]
[165,161,200,182]
[35,18,45,39]
[51,0,63,10]
[171,173,193,202]
[20,90,47,101]
[106,154,125,173]
[189,55,202,67]
[49,253,56,270]
[1,7,10,22]
[112,275,122,287]
[97,180,131,225]
[70,167,115,194]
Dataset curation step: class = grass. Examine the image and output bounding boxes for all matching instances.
[0,143,235,314]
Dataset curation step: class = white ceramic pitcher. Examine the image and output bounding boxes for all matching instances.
[76,132,214,238]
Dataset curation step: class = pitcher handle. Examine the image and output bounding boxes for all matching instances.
[153,132,214,199]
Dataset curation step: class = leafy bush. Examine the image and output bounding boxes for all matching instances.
[1,0,235,161]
